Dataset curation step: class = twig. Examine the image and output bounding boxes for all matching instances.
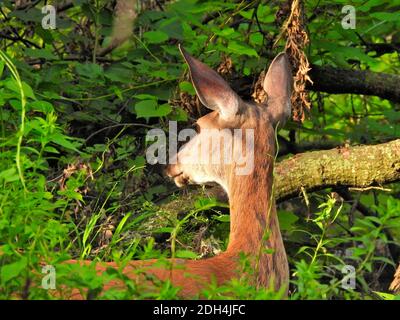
[85,123,154,143]
[348,186,392,192]
[0,31,41,49]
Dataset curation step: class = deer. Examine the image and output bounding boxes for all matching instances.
[62,45,293,299]
[390,265,400,294]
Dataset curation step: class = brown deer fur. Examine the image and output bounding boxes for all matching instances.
[63,45,293,299]
[390,264,400,293]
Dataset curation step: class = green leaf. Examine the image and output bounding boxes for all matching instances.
[104,66,132,82]
[50,133,81,152]
[154,227,174,233]
[159,17,184,39]
[43,146,60,154]
[111,86,123,100]
[146,185,167,198]
[278,210,299,231]
[25,48,57,60]
[143,31,169,44]
[113,213,132,238]
[213,27,237,38]
[227,41,258,57]
[130,156,146,177]
[371,256,396,267]
[370,12,400,22]
[179,81,196,95]
[168,108,188,122]
[76,63,103,79]
[22,82,36,100]
[373,291,396,300]
[9,7,43,22]
[29,100,54,113]
[5,79,36,100]
[250,33,263,46]
[42,91,61,100]
[0,167,20,183]
[213,214,230,223]
[383,110,400,121]
[239,8,254,19]
[135,94,157,100]
[175,250,198,259]
[194,197,229,211]
[1,257,27,283]
[9,99,21,111]
[134,100,172,118]
[0,60,4,78]
[257,5,274,23]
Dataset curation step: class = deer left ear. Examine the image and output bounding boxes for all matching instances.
[179,44,241,121]
[263,52,293,128]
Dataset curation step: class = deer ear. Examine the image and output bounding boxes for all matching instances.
[263,52,293,127]
[179,45,240,120]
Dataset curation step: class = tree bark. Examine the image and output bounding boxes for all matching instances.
[308,65,400,103]
[98,0,137,57]
[275,139,400,201]
[160,139,400,212]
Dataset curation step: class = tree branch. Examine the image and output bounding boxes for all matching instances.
[308,64,400,103]
[98,0,137,57]
[275,139,400,200]
[277,135,341,156]
[355,32,400,56]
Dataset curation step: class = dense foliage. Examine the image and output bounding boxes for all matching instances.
[0,0,399,299]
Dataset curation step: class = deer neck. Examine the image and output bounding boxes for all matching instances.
[226,163,276,253]
[223,135,288,290]
[225,133,283,256]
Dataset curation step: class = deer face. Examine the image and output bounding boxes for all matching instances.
[166,46,292,192]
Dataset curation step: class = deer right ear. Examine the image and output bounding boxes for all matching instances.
[179,45,241,121]
[263,52,293,127]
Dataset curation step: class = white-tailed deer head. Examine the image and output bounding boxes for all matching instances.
[166,45,292,192]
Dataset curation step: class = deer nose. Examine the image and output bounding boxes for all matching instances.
[164,165,172,178]
[164,164,182,179]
